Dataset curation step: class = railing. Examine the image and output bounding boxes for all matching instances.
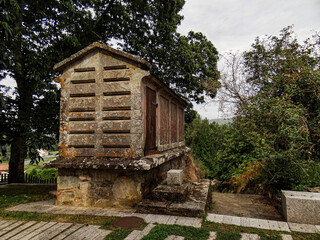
[0,173,57,184]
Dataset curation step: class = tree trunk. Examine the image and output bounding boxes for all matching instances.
[9,136,26,183]
[8,0,29,183]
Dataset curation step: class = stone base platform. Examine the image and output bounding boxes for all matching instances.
[137,179,211,217]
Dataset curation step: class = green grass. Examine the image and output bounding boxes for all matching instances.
[0,185,117,228]
[141,224,209,240]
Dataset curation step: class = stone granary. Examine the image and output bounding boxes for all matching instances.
[46,42,189,208]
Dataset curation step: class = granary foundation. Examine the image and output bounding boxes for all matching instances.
[56,153,185,207]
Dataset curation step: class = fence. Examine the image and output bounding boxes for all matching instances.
[0,173,57,184]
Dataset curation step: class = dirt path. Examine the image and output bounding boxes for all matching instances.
[209,192,283,221]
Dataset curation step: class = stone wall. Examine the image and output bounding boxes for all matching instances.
[56,154,185,208]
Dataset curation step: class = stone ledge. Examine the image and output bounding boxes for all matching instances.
[44,147,190,171]
[137,179,211,217]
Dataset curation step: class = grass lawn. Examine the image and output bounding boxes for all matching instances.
[0,185,319,240]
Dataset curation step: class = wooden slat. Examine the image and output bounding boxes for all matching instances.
[103,120,131,131]
[69,97,95,111]
[102,134,131,146]
[171,103,178,143]
[103,82,130,93]
[160,96,169,145]
[103,110,130,120]
[69,134,94,146]
[102,95,130,109]
[70,83,96,95]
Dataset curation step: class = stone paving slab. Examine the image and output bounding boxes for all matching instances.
[10,221,48,240]
[124,223,155,240]
[288,222,318,233]
[36,222,73,239]
[207,213,292,232]
[208,231,217,240]
[165,235,185,240]
[21,222,57,240]
[0,221,36,240]
[51,224,84,240]
[241,233,260,240]
[281,234,293,240]
[0,220,17,230]
[64,225,101,240]
[207,213,223,223]
[6,200,320,235]
[0,221,23,236]
[0,220,111,240]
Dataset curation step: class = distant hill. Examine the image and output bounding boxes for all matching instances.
[209,118,233,125]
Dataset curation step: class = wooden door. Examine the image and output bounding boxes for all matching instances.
[145,87,157,155]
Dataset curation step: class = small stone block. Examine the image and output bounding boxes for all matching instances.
[208,232,217,240]
[240,233,260,240]
[167,169,184,185]
[281,234,293,240]
[207,214,223,223]
[288,222,318,233]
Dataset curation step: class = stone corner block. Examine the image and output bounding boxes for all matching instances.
[167,169,184,185]
[282,190,320,225]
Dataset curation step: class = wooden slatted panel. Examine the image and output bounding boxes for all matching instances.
[69,134,95,146]
[145,87,157,155]
[102,95,130,109]
[178,107,184,142]
[160,96,169,145]
[103,120,131,132]
[102,134,131,146]
[69,97,95,112]
[70,83,96,95]
[171,103,178,143]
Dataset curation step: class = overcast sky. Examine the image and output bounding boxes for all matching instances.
[178,0,320,119]
[2,1,320,119]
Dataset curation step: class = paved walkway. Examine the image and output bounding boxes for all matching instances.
[4,200,320,239]
[0,220,111,240]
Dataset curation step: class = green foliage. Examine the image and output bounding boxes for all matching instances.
[216,231,241,240]
[0,0,219,182]
[186,27,320,193]
[26,164,57,180]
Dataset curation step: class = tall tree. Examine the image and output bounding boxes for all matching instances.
[0,0,220,182]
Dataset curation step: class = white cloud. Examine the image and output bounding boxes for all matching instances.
[179,0,320,119]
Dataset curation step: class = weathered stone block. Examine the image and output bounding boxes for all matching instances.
[167,169,184,185]
[57,176,78,189]
[282,190,320,224]
[152,183,191,202]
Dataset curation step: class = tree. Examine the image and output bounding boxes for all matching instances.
[241,27,320,190]
[0,0,220,182]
